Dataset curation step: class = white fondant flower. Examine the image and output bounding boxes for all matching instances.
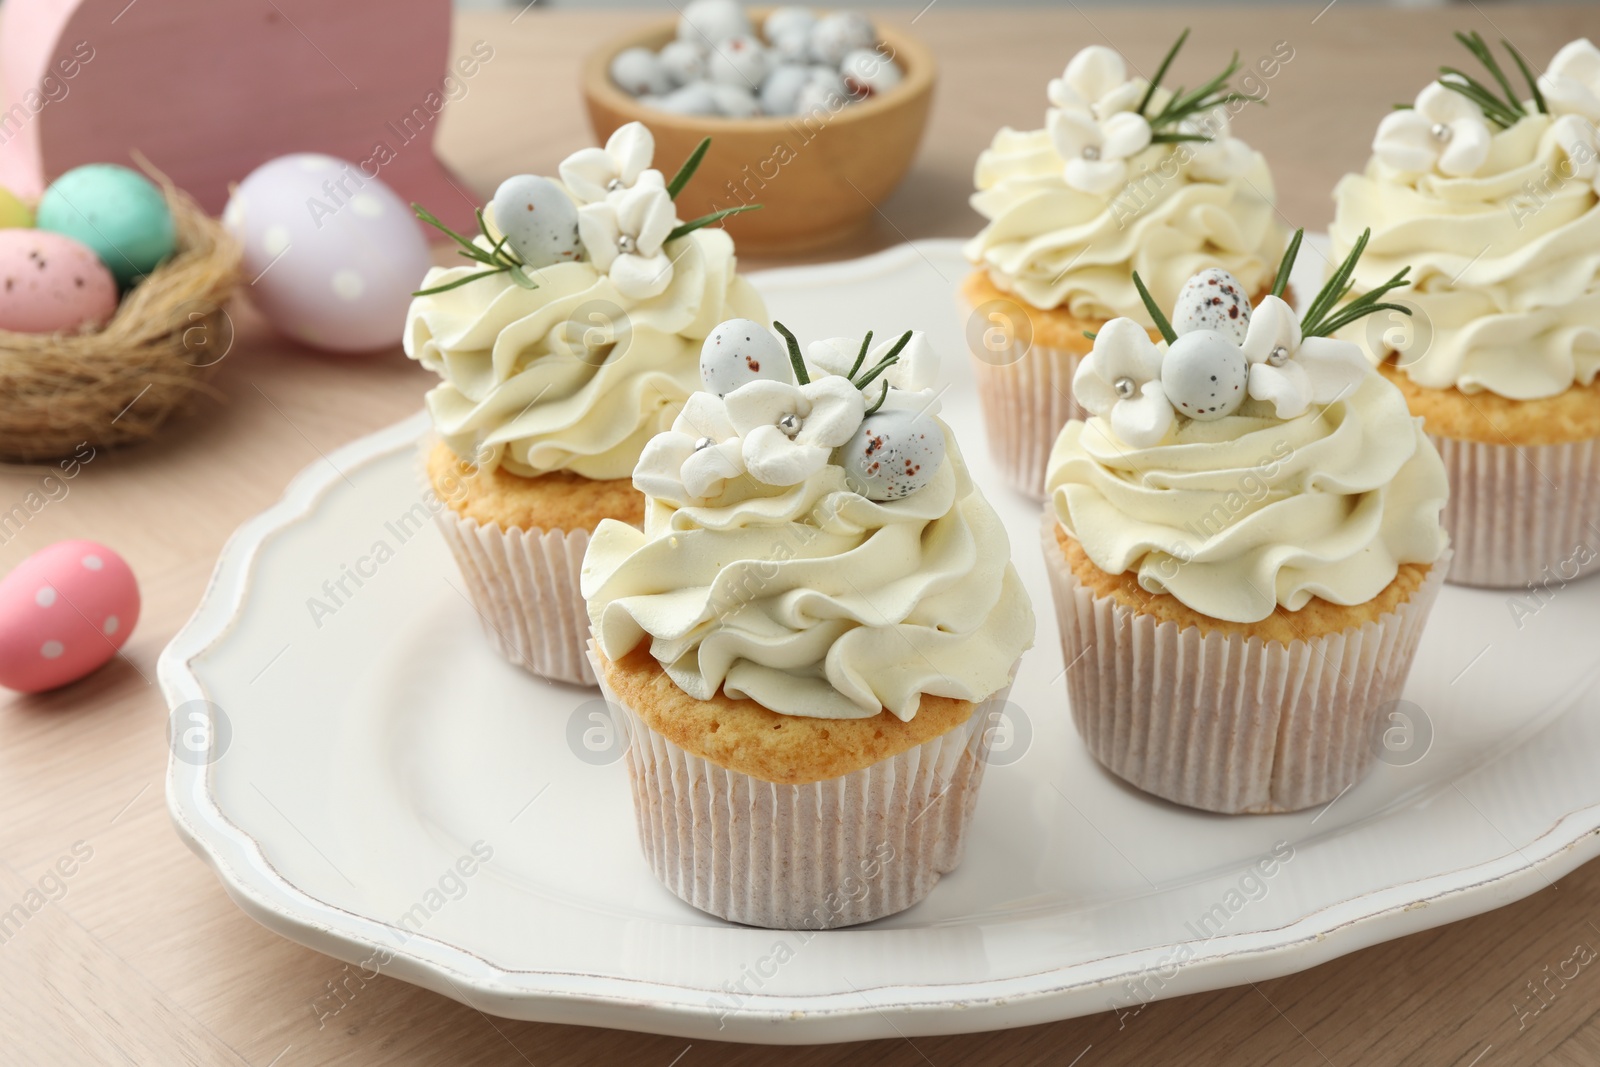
[725,376,865,486]
[1373,82,1492,177]
[1551,113,1600,191]
[559,121,657,204]
[1241,296,1371,419]
[805,331,936,392]
[1179,105,1253,182]
[577,170,680,300]
[1047,46,1145,118]
[1049,108,1153,195]
[1072,317,1174,448]
[1539,38,1600,122]
[634,393,745,505]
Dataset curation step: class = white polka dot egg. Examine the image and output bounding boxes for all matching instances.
[224,153,431,353]
[0,540,138,693]
[1171,267,1252,345]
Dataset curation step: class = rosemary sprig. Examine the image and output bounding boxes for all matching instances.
[666,137,711,199]
[666,203,762,243]
[411,204,537,297]
[773,320,810,384]
[1272,228,1303,298]
[864,380,890,415]
[848,331,873,378]
[1131,271,1177,344]
[852,330,913,391]
[1297,227,1413,339]
[1435,30,1548,127]
[1129,30,1264,143]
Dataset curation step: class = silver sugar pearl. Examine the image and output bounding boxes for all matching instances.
[1430,122,1452,142]
[693,436,713,451]
[777,413,802,437]
[1081,145,1101,161]
[1112,375,1137,399]
[617,234,636,254]
[1267,345,1290,367]
[606,177,625,191]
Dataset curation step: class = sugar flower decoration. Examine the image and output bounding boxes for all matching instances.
[577,170,679,300]
[1540,38,1600,122]
[1551,114,1600,192]
[1072,317,1174,447]
[1241,296,1369,419]
[634,392,746,506]
[807,331,936,394]
[1047,46,1145,118]
[1049,109,1153,196]
[559,122,658,205]
[1374,82,1492,177]
[726,377,866,486]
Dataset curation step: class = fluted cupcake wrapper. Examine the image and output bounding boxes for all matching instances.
[433,511,597,688]
[1431,432,1600,589]
[591,643,1010,929]
[1041,518,1450,814]
[965,334,1087,501]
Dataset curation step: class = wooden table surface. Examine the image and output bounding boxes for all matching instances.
[2,6,1597,1065]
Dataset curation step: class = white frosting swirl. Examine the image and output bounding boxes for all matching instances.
[1046,375,1449,623]
[405,227,764,479]
[1332,113,1600,399]
[964,127,1284,320]
[583,427,1034,720]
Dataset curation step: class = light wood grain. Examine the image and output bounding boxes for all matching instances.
[2,7,1598,1065]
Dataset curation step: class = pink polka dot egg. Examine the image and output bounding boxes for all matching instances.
[0,540,138,693]
[223,153,431,353]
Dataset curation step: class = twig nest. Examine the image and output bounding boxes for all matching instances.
[1172,267,1252,345]
[839,407,945,501]
[1160,329,1248,421]
[490,175,583,270]
[701,319,791,396]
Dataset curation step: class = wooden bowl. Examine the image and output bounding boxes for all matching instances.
[581,14,936,254]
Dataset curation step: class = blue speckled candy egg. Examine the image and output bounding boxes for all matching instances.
[36,164,175,288]
[840,408,945,501]
[700,319,790,396]
[490,175,582,270]
[1171,267,1252,344]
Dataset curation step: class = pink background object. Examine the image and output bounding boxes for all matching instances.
[0,0,475,233]
[0,539,139,693]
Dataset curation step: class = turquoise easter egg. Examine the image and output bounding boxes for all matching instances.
[36,164,176,287]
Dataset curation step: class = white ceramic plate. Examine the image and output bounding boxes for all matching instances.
[163,240,1600,1044]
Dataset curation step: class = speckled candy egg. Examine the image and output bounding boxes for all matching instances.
[649,82,720,116]
[840,407,946,501]
[795,69,850,115]
[841,48,903,96]
[709,83,761,118]
[1160,329,1248,420]
[701,319,790,396]
[0,186,32,230]
[1172,267,1252,345]
[224,154,431,353]
[768,28,813,66]
[0,230,119,334]
[610,47,672,96]
[36,164,175,288]
[0,540,138,693]
[764,7,817,43]
[658,40,708,86]
[677,0,750,45]
[708,34,770,89]
[490,175,582,270]
[810,12,876,67]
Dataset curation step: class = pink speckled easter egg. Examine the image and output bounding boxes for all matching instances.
[0,230,118,334]
[0,540,139,693]
[223,153,431,353]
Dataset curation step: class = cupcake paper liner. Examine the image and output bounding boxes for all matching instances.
[434,511,596,687]
[1430,432,1600,589]
[965,331,1087,501]
[592,644,1010,929]
[1042,518,1451,814]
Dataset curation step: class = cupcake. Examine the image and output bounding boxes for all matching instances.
[1043,232,1451,814]
[583,319,1034,928]
[963,35,1289,498]
[406,123,765,685]
[1333,34,1600,588]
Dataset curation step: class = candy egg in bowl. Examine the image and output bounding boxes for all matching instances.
[580,4,935,253]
